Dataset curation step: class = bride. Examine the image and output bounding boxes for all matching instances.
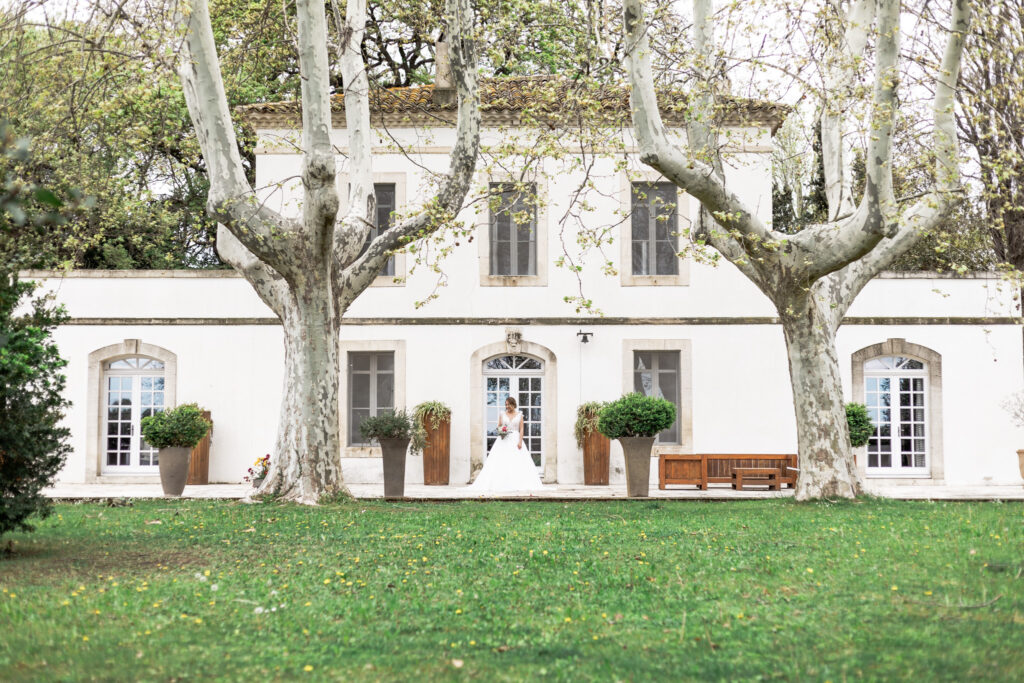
[469,397,544,492]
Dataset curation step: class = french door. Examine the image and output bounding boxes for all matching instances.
[102,358,166,474]
[483,355,544,469]
[864,356,928,475]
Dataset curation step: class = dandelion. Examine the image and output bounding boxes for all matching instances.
[254,607,264,614]
[304,665,314,672]
[806,568,814,574]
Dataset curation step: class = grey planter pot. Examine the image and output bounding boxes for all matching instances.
[619,436,656,498]
[379,437,410,499]
[158,446,192,497]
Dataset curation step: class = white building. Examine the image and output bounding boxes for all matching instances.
[27,78,1024,488]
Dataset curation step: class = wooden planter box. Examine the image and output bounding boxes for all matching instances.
[422,418,451,485]
[186,411,212,485]
[582,430,610,485]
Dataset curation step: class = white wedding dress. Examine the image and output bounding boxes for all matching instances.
[469,411,544,493]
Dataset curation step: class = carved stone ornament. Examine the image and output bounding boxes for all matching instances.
[505,327,523,354]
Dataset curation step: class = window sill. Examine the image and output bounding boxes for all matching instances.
[620,274,688,287]
[480,274,548,287]
[368,275,404,288]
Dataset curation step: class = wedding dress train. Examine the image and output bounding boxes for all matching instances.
[468,411,544,493]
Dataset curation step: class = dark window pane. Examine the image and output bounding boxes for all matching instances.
[655,240,678,275]
[351,374,371,409]
[376,373,394,410]
[351,353,371,372]
[376,353,394,372]
[632,241,649,275]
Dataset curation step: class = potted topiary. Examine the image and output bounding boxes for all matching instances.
[414,401,452,485]
[598,393,676,497]
[575,401,609,485]
[140,403,212,497]
[359,410,426,498]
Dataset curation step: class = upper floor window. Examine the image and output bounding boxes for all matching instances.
[489,182,537,277]
[631,182,679,276]
[104,357,166,472]
[348,351,395,446]
[864,356,928,472]
[358,183,396,277]
[633,350,680,444]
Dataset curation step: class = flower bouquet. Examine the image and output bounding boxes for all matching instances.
[496,424,511,440]
[245,454,270,486]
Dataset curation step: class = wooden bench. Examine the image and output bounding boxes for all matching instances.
[659,453,798,490]
[731,467,780,490]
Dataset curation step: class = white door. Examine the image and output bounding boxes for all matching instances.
[864,356,928,475]
[102,358,166,474]
[483,354,543,469]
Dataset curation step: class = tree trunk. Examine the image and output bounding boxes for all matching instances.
[779,293,861,500]
[258,288,347,504]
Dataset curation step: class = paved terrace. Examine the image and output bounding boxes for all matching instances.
[42,482,1024,501]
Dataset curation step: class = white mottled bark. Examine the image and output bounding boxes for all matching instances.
[624,0,969,500]
[177,0,480,503]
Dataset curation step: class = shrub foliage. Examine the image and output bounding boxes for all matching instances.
[845,402,874,448]
[140,403,211,449]
[359,410,427,453]
[598,393,676,439]
[0,273,71,538]
[574,401,608,447]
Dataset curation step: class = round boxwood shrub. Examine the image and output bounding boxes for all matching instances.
[140,403,211,449]
[845,402,874,447]
[359,410,426,453]
[598,393,676,439]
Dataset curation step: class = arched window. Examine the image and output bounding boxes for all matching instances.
[103,357,167,471]
[86,340,177,481]
[852,339,943,480]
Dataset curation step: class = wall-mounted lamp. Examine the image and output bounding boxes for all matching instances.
[576,330,593,344]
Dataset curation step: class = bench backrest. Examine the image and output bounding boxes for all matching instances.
[701,454,797,480]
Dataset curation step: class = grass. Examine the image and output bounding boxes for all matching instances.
[1,497,1022,681]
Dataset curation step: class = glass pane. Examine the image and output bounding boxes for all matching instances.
[141,377,152,390]
[865,357,893,370]
[899,378,910,392]
[634,352,653,371]
[912,378,924,391]
[141,392,152,405]
[350,409,370,444]
[659,370,678,405]
[520,358,542,370]
[655,241,678,275]
[632,241,649,276]
[495,239,512,275]
[531,392,541,406]
[351,353,371,372]
[519,377,529,391]
[376,352,394,372]
[351,374,371,409]
[376,373,394,410]
[657,351,679,371]
[516,236,534,276]
[107,408,118,421]
[914,424,925,437]
[913,409,925,422]
[154,377,164,391]
[879,378,890,392]
[154,394,164,407]
[531,377,540,391]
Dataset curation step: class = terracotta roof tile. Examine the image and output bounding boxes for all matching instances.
[236,75,788,132]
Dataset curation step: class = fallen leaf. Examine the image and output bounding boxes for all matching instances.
[145,520,162,525]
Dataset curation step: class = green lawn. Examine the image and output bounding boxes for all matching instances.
[1,498,1022,681]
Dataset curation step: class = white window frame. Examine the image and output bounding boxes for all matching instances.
[483,354,545,472]
[864,357,930,476]
[619,171,690,287]
[478,175,549,287]
[86,339,177,483]
[851,339,944,482]
[102,358,167,474]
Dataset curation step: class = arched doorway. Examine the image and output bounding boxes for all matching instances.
[483,354,545,470]
[469,340,557,483]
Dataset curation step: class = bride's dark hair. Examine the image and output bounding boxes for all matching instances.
[505,397,518,409]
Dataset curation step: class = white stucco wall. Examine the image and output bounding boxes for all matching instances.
[23,120,1024,488]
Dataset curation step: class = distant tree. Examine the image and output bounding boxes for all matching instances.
[0,125,71,540]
